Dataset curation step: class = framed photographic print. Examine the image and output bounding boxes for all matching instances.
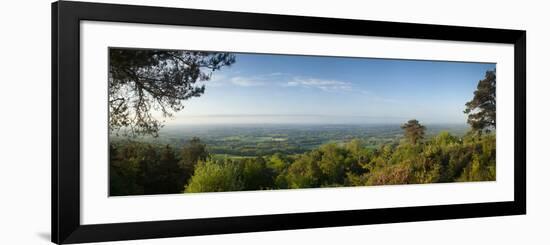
[52,1,526,244]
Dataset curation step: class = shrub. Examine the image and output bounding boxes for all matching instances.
[184,159,244,193]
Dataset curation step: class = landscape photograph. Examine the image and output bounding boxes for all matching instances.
[108,47,496,196]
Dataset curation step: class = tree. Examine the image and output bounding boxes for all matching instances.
[459,134,496,181]
[109,143,143,196]
[401,119,426,145]
[267,153,289,173]
[143,145,183,194]
[109,48,236,136]
[344,139,370,176]
[242,157,275,190]
[318,143,348,185]
[285,151,322,188]
[184,159,244,193]
[131,144,181,195]
[464,70,496,133]
[179,137,209,185]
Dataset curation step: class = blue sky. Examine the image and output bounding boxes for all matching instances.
[170,53,495,125]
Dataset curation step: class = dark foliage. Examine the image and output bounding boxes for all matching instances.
[179,137,209,186]
[109,138,209,196]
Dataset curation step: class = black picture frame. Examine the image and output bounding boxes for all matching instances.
[52,1,526,244]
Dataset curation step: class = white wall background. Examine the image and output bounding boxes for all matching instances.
[0,0,547,244]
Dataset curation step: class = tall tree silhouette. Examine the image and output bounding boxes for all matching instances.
[401,119,425,145]
[140,145,182,194]
[109,48,236,136]
[179,137,209,185]
[464,70,496,133]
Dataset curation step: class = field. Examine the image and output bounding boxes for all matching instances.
[112,123,470,158]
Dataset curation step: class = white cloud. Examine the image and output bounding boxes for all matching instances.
[284,77,398,103]
[230,76,265,87]
[202,74,269,87]
[207,74,395,104]
[285,77,352,92]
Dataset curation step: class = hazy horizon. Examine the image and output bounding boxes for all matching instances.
[164,114,470,126]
